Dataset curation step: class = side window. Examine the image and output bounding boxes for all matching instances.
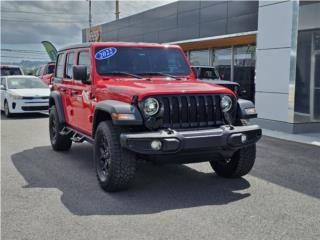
[65,52,74,79]
[35,67,40,76]
[1,77,6,88]
[78,51,91,81]
[40,66,45,76]
[43,65,48,75]
[56,53,66,78]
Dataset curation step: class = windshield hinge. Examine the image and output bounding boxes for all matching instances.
[131,95,139,105]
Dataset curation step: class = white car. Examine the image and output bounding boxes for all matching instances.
[0,75,50,117]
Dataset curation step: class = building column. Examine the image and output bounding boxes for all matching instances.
[255,0,299,132]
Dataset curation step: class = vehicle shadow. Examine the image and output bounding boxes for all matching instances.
[1,112,48,120]
[11,144,251,216]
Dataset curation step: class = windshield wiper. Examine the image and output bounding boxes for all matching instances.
[139,72,181,80]
[107,71,143,79]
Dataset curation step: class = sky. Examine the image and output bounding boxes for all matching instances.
[1,0,175,63]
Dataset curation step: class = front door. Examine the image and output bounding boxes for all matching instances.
[70,50,93,135]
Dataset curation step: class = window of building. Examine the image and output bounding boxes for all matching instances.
[212,48,232,81]
[295,29,320,121]
[189,50,209,66]
[186,44,257,102]
[233,45,256,101]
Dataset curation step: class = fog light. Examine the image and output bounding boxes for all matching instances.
[244,107,256,115]
[241,134,247,143]
[151,140,162,150]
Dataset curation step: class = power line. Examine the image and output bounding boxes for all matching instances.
[1,18,88,23]
[1,49,46,54]
[2,9,109,15]
[2,48,45,52]
[1,56,49,60]
[3,10,92,15]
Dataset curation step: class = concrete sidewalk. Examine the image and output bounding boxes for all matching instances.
[262,129,320,147]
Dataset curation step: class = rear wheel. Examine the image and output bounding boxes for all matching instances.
[49,105,72,151]
[94,121,136,192]
[210,144,256,178]
[4,100,12,118]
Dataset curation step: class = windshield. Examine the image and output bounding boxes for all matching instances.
[1,67,22,76]
[7,77,48,89]
[95,47,190,77]
[47,65,55,74]
[195,67,220,80]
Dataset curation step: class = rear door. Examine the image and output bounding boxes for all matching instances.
[71,50,93,134]
[52,52,73,125]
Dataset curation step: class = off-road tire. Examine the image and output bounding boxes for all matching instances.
[4,100,12,118]
[210,144,256,178]
[49,105,72,151]
[94,121,136,192]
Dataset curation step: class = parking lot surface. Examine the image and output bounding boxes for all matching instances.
[1,114,320,240]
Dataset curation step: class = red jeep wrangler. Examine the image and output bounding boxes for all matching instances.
[49,42,261,192]
[36,62,55,85]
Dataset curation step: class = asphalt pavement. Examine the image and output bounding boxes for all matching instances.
[1,113,320,240]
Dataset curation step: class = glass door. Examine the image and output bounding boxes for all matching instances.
[212,48,232,81]
[311,31,320,120]
[233,45,256,101]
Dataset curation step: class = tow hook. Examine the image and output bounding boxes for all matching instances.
[166,128,174,135]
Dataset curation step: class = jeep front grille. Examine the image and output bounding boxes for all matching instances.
[144,94,228,129]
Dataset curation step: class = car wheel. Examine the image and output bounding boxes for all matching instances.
[49,105,72,151]
[94,121,136,192]
[210,144,256,178]
[4,100,12,118]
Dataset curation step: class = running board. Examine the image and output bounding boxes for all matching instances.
[60,127,94,144]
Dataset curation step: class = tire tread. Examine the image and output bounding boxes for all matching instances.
[95,121,136,192]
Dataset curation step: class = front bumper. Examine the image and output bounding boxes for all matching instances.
[8,99,49,113]
[120,125,262,155]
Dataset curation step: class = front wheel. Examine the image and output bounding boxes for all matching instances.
[4,101,12,118]
[210,144,256,178]
[94,121,136,192]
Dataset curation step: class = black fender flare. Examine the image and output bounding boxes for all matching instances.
[237,99,258,119]
[49,91,66,124]
[93,100,143,136]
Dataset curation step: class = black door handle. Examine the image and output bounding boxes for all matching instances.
[71,90,80,95]
[60,87,67,93]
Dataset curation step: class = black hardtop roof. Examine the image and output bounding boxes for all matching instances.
[58,42,176,52]
[58,43,92,52]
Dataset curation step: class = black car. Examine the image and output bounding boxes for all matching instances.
[192,66,240,96]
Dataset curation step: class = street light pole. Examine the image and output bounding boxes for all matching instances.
[89,0,92,30]
[115,0,120,20]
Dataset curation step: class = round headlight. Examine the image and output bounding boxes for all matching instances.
[220,95,232,112]
[143,97,159,116]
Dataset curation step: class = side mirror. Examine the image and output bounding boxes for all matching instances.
[73,65,90,84]
[0,85,6,90]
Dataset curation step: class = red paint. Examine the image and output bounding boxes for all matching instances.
[53,42,235,137]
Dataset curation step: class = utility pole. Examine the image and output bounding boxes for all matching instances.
[89,0,92,30]
[115,0,120,20]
